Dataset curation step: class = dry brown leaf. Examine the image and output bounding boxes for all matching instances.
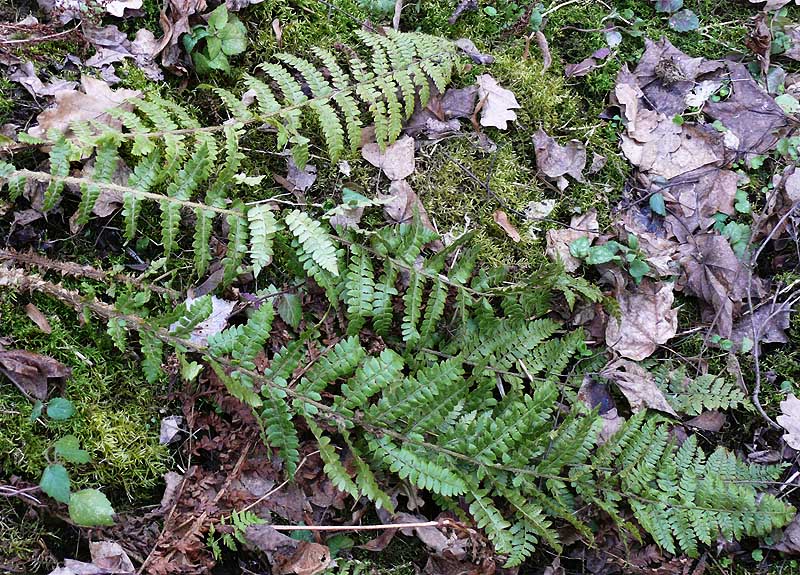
[678,234,750,338]
[601,358,678,416]
[662,167,738,242]
[379,181,440,249]
[361,135,415,181]
[454,38,495,65]
[29,77,140,140]
[532,129,586,188]
[9,61,78,98]
[605,281,677,361]
[476,74,520,130]
[493,209,521,242]
[778,394,800,450]
[545,210,600,272]
[170,295,236,346]
[565,47,611,78]
[535,31,552,71]
[275,159,317,193]
[0,349,71,400]
[246,525,331,575]
[730,299,792,351]
[89,541,135,573]
[771,513,800,554]
[621,119,723,181]
[685,411,726,432]
[272,18,283,48]
[25,303,52,334]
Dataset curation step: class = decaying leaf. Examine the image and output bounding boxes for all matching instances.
[685,410,726,432]
[577,376,625,444]
[532,129,586,190]
[731,299,793,351]
[605,281,678,361]
[601,358,678,416]
[25,302,52,334]
[565,47,611,78]
[361,135,415,181]
[778,394,800,450]
[159,415,185,445]
[678,233,750,338]
[454,38,494,65]
[170,295,236,346]
[275,158,317,193]
[9,61,78,98]
[545,210,600,272]
[476,74,520,130]
[493,209,521,242]
[379,180,440,245]
[662,167,738,242]
[29,77,140,140]
[247,525,332,575]
[0,349,71,400]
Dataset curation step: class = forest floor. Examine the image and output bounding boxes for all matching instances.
[3,0,800,574]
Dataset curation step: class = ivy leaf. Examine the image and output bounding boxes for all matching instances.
[776,93,800,115]
[220,19,247,55]
[207,4,228,32]
[649,192,666,216]
[40,464,71,504]
[29,400,43,422]
[629,259,651,284]
[585,242,621,265]
[69,489,116,526]
[668,9,699,32]
[734,189,751,214]
[277,293,303,329]
[569,236,592,259]
[206,36,223,60]
[654,0,682,12]
[47,397,75,420]
[54,434,91,464]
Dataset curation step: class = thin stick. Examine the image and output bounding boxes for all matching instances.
[269,520,450,532]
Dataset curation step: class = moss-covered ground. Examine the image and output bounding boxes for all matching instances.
[4,0,800,572]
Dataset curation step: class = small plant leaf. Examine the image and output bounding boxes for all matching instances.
[69,489,116,526]
[668,9,699,32]
[649,192,666,216]
[40,464,71,504]
[54,435,91,464]
[47,397,75,420]
[220,19,248,55]
[277,293,303,329]
[207,4,229,31]
[654,0,682,12]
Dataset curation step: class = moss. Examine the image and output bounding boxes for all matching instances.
[0,76,14,125]
[0,291,169,503]
[0,500,58,573]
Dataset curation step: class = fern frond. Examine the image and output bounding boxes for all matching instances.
[285,209,339,276]
[247,204,278,278]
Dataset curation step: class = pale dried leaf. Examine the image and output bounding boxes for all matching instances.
[170,296,236,346]
[159,415,184,445]
[454,38,494,65]
[778,394,800,450]
[29,77,140,139]
[361,135,415,181]
[545,210,600,272]
[601,358,678,416]
[89,541,134,574]
[605,281,677,360]
[533,129,586,183]
[25,303,52,334]
[493,209,521,242]
[476,74,520,130]
[0,349,71,400]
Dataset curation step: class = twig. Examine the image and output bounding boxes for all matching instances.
[0,23,80,45]
[269,519,452,532]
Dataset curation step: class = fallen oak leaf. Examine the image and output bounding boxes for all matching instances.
[601,358,678,416]
[545,209,600,272]
[565,47,611,78]
[25,303,52,334]
[778,394,800,450]
[28,77,140,140]
[476,74,520,130]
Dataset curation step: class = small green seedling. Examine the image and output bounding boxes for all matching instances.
[569,233,651,284]
[184,5,247,75]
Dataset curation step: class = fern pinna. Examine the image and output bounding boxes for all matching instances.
[0,30,456,286]
[131,220,792,567]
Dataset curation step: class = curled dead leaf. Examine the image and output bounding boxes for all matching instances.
[601,358,678,416]
[0,349,71,401]
[492,209,521,242]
